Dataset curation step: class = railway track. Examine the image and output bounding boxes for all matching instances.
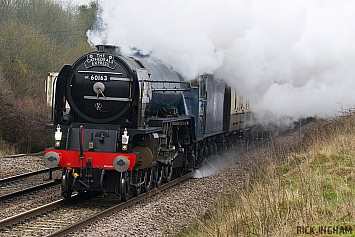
[0,168,61,201]
[0,171,195,236]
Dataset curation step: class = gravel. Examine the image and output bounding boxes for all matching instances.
[0,186,62,220]
[0,155,46,179]
[0,155,62,220]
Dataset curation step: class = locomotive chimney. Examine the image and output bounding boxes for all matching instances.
[95,45,121,55]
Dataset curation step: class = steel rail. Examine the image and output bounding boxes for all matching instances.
[0,179,61,201]
[0,168,60,184]
[0,199,65,229]
[45,171,195,237]
[0,194,86,230]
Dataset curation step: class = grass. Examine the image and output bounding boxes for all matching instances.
[178,113,355,236]
[0,138,17,156]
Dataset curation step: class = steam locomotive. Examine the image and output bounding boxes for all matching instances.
[44,45,254,200]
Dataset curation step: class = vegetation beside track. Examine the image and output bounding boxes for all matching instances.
[178,113,355,236]
[0,0,98,154]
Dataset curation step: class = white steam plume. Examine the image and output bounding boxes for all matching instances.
[88,0,355,122]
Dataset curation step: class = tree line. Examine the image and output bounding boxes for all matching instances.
[0,0,98,153]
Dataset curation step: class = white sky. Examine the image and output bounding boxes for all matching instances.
[57,0,92,6]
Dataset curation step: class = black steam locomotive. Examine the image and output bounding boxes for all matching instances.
[44,45,254,199]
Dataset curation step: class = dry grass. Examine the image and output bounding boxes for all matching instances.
[0,138,17,156]
[179,113,355,236]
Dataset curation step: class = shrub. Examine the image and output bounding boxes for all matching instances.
[0,77,51,153]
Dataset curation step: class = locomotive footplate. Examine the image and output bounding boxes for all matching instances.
[126,126,162,138]
[148,116,192,127]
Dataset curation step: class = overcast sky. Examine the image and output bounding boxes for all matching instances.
[81,1,355,123]
[57,0,91,6]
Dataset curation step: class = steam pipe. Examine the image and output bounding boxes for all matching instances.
[79,125,84,159]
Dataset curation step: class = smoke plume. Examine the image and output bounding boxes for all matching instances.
[87,0,355,122]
